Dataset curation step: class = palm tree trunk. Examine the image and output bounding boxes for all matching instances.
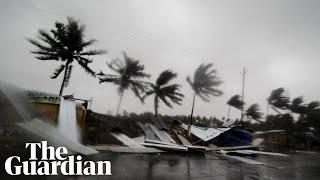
[227,105,231,119]
[154,95,158,117]
[116,90,124,115]
[59,62,69,96]
[188,92,196,136]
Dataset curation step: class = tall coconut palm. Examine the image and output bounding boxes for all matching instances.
[143,70,184,117]
[186,63,223,127]
[27,17,106,95]
[98,52,150,115]
[266,88,290,116]
[246,103,263,122]
[227,94,244,119]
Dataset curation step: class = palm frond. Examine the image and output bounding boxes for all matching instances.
[308,101,320,112]
[77,59,96,77]
[80,50,106,56]
[187,63,223,102]
[82,39,97,47]
[227,94,244,110]
[99,76,121,84]
[267,88,290,110]
[246,103,263,120]
[158,95,173,108]
[50,64,65,79]
[291,96,307,114]
[156,69,177,86]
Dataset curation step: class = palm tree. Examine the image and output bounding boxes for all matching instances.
[266,88,290,116]
[98,52,150,115]
[186,63,223,127]
[307,101,320,113]
[291,96,307,115]
[246,103,263,122]
[27,17,106,95]
[143,70,184,117]
[227,94,244,119]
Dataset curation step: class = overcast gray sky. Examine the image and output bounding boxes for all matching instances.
[1,0,319,120]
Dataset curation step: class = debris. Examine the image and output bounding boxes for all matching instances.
[17,119,98,155]
[181,123,230,142]
[140,142,188,151]
[173,130,192,145]
[89,146,164,153]
[110,132,145,148]
[220,151,266,165]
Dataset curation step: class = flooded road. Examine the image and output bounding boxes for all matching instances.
[1,150,320,180]
[75,151,320,180]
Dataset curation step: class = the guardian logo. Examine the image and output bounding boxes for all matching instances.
[5,141,111,175]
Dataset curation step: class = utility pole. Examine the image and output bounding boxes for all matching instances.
[240,67,248,126]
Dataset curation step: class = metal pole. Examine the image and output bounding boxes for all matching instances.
[240,67,248,126]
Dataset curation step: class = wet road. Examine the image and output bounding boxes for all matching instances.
[76,151,320,180]
[2,151,320,180]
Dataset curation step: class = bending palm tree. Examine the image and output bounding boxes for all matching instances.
[291,96,319,117]
[291,96,307,115]
[227,94,244,119]
[267,87,290,116]
[27,17,106,95]
[143,70,184,117]
[186,63,223,128]
[98,52,150,115]
[245,103,263,122]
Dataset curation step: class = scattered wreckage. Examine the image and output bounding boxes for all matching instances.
[88,116,289,165]
[0,81,289,166]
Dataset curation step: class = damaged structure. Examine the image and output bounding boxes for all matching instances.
[0,81,289,166]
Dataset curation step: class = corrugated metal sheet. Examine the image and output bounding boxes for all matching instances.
[147,123,175,143]
[181,123,230,142]
[110,132,145,148]
[151,116,167,130]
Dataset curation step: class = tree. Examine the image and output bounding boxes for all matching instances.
[98,52,150,115]
[186,63,223,127]
[245,103,263,122]
[27,17,106,95]
[291,96,307,115]
[227,94,244,119]
[143,70,184,117]
[267,88,290,115]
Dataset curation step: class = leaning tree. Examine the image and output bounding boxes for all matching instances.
[98,52,150,115]
[143,69,184,117]
[186,63,223,129]
[266,87,290,116]
[27,17,106,95]
[227,94,244,120]
[245,103,263,122]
